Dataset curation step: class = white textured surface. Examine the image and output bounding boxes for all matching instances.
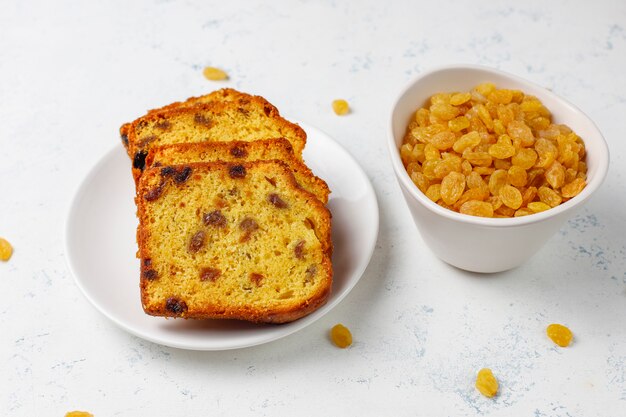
[1,0,625,415]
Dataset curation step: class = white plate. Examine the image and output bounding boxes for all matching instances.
[64,121,379,350]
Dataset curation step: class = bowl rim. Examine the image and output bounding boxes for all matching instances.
[387,63,610,228]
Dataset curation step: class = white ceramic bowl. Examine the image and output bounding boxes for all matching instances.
[388,64,609,273]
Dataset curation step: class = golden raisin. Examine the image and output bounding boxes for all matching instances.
[527,168,546,188]
[493,119,506,136]
[527,201,551,213]
[455,188,489,210]
[496,205,516,217]
[514,208,534,217]
[545,161,566,189]
[489,143,516,159]
[487,195,503,210]
[488,89,513,104]
[522,186,538,206]
[202,66,228,81]
[475,104,494,130]
[421,160,438,180]
[507,120,535,147]
[434,156,462,179]
[475,82,496,96]
[429,131,457,150]
[440,172,466,205]
[473,166,495,176]
[415,108,430,126]
[535,138,558,168]
[65,412,94,417]
[430,103,459,121]
[463,150,492,167]
[400,143,414,165]
[546,323,573,347]
[460,200,494,217]
[507,166,528,187]
[331,323,352,348]
[425,184,442,202]
[488,169,508,196]
[449,116,470,133]
[475,368,498,398]
[431,93,451,105]
[512,148,538,170]
[450,92,471,106]
[0,237,12,262]
[453,131,481,153]
[499,185,523,209]
[537,186,562,207]
[466,171,486,190]
[406,162,420,176]
[497,104,515,125]
[461,160,473,176]
[561,178,586,198]
[564,168,578,184]
[424,143,441,161]
[332,99,350,115]
[521,98,545,113]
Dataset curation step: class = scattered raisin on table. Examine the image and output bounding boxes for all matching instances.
[203,66,228,81]
[332,99,350,116]
[0,237,13,261]
[331,323,352,348]
[475,368,498,398]
[547,323,573,347]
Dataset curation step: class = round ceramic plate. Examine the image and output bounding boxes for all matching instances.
[65,121,379,350]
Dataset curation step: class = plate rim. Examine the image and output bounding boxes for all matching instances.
[64,121,379,350]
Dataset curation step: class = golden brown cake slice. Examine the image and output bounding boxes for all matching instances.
[136,161,332,323]
[119,88,258,151]
[127,99,307,182]
[145,139,330,204]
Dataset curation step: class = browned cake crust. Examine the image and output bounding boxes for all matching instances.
[136,160,332,323]
[145,139,330,204]
[126,98,307,182]
[119,89,260,152]
[144,88,256,115]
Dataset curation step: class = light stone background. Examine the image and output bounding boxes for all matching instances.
[1,0,625,416]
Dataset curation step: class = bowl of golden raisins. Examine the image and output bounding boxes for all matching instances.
[388,64,609,272]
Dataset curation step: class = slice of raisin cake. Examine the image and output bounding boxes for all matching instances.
[119,88,263,152]
[146,139,330,204]
[136,161,332,323]
[127,99,307,182]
